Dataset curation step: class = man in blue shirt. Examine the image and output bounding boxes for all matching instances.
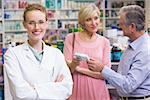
[88,5,150,100]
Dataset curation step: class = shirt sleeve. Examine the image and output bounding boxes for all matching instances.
[4,48,38,99]
[102,51,150,95]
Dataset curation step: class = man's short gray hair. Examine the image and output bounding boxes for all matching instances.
[119,5,145,31]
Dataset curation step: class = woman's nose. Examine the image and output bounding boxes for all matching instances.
[34,23,40,29]
[92,20,97,26]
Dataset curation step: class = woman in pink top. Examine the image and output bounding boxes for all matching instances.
[64,4,111,100]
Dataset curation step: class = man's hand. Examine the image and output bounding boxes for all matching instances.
[87,59,105,72]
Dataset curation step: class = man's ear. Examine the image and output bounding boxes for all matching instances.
[130,23,136,32]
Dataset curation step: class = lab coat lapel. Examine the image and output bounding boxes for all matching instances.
[23,43,38,64]
[40,44,50,66]
[40,44,55,69]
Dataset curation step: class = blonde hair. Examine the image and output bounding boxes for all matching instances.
[23,3,48,21]
[78,4,100,27]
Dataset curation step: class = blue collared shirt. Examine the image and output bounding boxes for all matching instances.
[102,33,150,97]
[28,43,44,64]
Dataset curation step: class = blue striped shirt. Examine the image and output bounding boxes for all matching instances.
[102,33,150,97]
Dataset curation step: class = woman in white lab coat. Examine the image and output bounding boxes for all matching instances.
[4,4,73,100]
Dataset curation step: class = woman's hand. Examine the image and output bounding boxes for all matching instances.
[69,57,80,73]
[73,58,105,79]
[87,58,104,72]
[67,56,80,73]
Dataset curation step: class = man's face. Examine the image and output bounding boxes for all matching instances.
[119,13,130,37]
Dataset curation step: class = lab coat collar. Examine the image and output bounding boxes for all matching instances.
[22,41,53,67]
[22,41,47,65]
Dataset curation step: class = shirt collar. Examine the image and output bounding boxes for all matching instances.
[27,41,45,54]
[128,33,149,50]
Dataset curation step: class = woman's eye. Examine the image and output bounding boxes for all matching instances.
[86,18,91,21]
[94,17,99,20]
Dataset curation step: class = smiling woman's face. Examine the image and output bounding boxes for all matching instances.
[83,12,100,34]
[23,10,48,42]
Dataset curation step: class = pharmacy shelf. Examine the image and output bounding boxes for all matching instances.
[3,0,105,36]
[74,0,95,1]
[107,0,144,1]
[46,9,55,11]
[58,18,77,21]
[106,17,119,20]
[105,0,144,29]
[3,0,42,46]
[4,9,24,11]
[4,18,78,21]
[57,8,104,11]
[105,8,120,10]
[57,8,80,11]
[47,8,79,11]
[4,19,23,21]
[0,0,4,49]
[5,30,27,33]
[107,0,143,2]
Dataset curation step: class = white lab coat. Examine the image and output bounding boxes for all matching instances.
[4,42,73,100]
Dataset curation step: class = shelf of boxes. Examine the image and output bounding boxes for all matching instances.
[47,1,95,29]
[0,0,4,48]
[2,0,146,47]
[43,0,105,45]
[3,0,42,47]
[5,30,27,33]
[3,0,105,47]
[0,0,4,99]
[105,0,145,29]
[104,0,145,54]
